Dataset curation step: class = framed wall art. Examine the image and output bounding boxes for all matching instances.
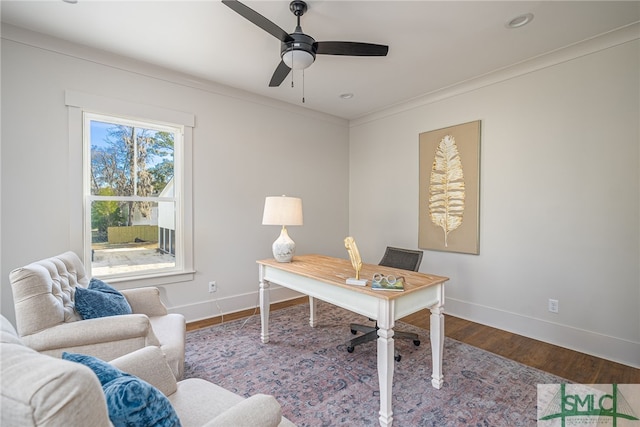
[418,120,481,255]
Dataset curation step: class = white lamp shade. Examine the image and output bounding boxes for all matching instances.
[282,50,315,70]
[262,196,303,226]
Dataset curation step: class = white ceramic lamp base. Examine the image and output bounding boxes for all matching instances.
[272,226,296,262]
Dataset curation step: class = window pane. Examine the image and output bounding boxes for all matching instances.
[90,121,134,196]
[91,200,176,276]
[90,121,175,198]
[138,129,174,196]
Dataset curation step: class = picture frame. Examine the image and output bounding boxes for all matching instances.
[418,120,481,255]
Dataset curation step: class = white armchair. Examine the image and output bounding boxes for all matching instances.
[9,251,185,379]
[1,315,296,427]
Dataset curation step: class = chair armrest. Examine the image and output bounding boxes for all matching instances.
[121,287,168,317]
[109,346,177,396]
[203,394,282,427]
[21,314,159,352]
[1,342,112,427]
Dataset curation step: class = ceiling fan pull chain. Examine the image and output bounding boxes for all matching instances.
[302,69,305,103]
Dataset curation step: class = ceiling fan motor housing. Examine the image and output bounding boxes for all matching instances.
[281,32,317,69]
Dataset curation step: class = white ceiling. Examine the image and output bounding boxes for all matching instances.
[2,1,639,120]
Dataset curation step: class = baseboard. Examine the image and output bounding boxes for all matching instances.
[445,297,640,369]
[172,290,639,368]
[169,285,303,324]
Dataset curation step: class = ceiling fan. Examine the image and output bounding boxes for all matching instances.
[222,0,389,87]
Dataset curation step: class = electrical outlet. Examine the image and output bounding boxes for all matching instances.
[208,281,217,293]
[548,299,559,313]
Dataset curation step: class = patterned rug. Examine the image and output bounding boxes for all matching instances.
[184,302,567,426]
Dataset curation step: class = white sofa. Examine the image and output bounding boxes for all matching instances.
[0,315,296,427]
[9,251,185,379]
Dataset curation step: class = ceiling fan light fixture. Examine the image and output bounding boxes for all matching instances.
[282,49,315,70]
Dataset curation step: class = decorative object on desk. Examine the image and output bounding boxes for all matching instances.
[344,236,367,286]
[371,273,405,291]
[262,195,303,262]
[419,120,481,255]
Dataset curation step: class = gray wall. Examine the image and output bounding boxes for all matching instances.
[1,26,349,324]
[349,32,639,367]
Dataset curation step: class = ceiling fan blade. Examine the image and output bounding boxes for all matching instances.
[269,60,292,87]
[314,41,389,56]
[222,0,293,43]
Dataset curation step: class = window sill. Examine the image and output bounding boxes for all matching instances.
[101,270,196,290]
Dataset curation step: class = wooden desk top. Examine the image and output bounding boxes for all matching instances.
[258,254,448,301]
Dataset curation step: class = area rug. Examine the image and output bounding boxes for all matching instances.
[184,302,567,426]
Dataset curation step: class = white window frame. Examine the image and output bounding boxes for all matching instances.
[66,91,195,288]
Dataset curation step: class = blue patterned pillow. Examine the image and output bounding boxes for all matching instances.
[75,278,132,319]
[62,352,181,427]
[62,352,122,385]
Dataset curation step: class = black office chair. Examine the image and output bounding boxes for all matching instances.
[347,246,423,362]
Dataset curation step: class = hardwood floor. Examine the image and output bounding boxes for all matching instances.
[401,310,640,384]
[187,296,640,384]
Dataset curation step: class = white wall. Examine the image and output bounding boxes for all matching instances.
[2,24,638,369]
[1,26,349,324]
[349,32,639,367]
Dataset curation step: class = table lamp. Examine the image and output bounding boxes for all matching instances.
[262,195,303,262]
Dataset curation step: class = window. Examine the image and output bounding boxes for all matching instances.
[66,91,194,285]
[84,112,184,279]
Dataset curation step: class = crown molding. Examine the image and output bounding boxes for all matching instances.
[350,22,640,128]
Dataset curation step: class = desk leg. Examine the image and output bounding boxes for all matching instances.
[430,304,444,389]
[309,296,318,327]
[377,301,395,427]
[260,277,270,344]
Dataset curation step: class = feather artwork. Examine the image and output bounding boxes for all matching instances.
[429,135,465,247]
[344,236,363,280]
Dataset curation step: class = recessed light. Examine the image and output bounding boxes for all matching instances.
[507,13,534,29]
[339,93,354,100]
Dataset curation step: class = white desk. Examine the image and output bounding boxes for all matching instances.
[257,254,449,427]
